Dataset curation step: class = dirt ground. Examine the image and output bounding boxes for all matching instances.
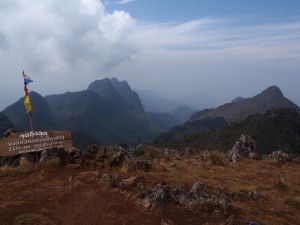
[0,152,300,225]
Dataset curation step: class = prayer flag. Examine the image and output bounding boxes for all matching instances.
[23,71,33,85]
[24,95,32,113]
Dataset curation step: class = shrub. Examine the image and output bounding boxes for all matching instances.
[14,213,34,225]
[207,151,226,166]
[132,148,145,157]
[273,177,289,191]
[285,198,300,209]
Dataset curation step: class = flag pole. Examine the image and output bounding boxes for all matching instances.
[28,112,33,131]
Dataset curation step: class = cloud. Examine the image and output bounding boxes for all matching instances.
[116,0,136,5]
[0,0,137,96]
[0,0,299,110]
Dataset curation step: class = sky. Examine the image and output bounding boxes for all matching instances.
[0,0,300,110]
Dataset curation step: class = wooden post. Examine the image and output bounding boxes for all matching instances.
[29,112,33,131]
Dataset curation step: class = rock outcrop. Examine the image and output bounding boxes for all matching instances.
[0,147,75,167]
[227,134,258,163]
[135,182,232,213]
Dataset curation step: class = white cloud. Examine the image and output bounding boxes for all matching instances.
[0,0,138,106]
[0,0,299,110]
[116,0,136,5]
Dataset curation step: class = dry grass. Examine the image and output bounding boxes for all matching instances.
[38,157,63,172]
[0,165,34,178]
[131,151,300,224]
[1,150,300,225]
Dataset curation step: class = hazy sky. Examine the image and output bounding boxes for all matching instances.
[1,0,300,110]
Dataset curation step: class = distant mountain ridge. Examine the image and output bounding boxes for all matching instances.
[190,86,299,123]
[136,90,190,113]
[3,78,162,145]
[155,86,300,142]
[136,89,220,113]
[156,108,300,155]
[3,92,57,131]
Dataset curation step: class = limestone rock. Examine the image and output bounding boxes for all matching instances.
[19,156,31,168]
[119,176,143,190]
[228,134,257,163]
[135,182,232,213]
[161,218,176,225]
[3,128,17,137]
[108,150,129,167]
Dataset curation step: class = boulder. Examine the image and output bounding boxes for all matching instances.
[135,182,232,213]
[268,150,300,163]
[119,176,143,190]
[3,128,17,137]
[101,173,115,188]
[137,184,169,209]
[227,134,257,163]
[108,150,129,167]
[19,156,31,168]
[39,148,72,166]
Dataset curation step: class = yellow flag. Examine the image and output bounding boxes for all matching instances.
[24,95,32,113]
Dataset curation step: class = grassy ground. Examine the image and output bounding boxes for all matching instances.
[0,151,299,225]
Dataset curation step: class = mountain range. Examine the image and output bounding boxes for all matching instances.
[136,90,198,130]
[2,78,162,145]
[1,81,299,149]
[156,86,300,142]
[136,89,193,113]
[155,107,300,155]
[136,89,220,113]
[190,86,299,123]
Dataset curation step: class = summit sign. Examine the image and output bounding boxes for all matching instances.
[0,131,73,157]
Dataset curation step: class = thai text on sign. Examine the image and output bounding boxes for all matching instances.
[0,131,73,157]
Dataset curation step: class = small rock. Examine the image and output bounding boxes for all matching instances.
[109,150,127,167]
[19,156,31,168]
[101,173,115,188]
[161,218,175,225]
[119,176,141,190]
[226,214,235,225]
[77,171,100,184]
[3,128,17,137]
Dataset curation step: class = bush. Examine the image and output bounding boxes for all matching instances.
[14,213,34,225]
[209,151,226,166]
[132,148,145,157]
[273,177,289,191]
[285,198,300,209]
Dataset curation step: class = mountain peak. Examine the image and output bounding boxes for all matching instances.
[87,78,112,91]
[87,78,119,100]
[231,96,245,103]
[259,86,283,98]
[110,77,131,91]
[189,86,299,123]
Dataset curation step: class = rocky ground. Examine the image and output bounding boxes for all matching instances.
[0,146,300,225]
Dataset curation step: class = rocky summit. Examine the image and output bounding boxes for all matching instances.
[0,145,299,225]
